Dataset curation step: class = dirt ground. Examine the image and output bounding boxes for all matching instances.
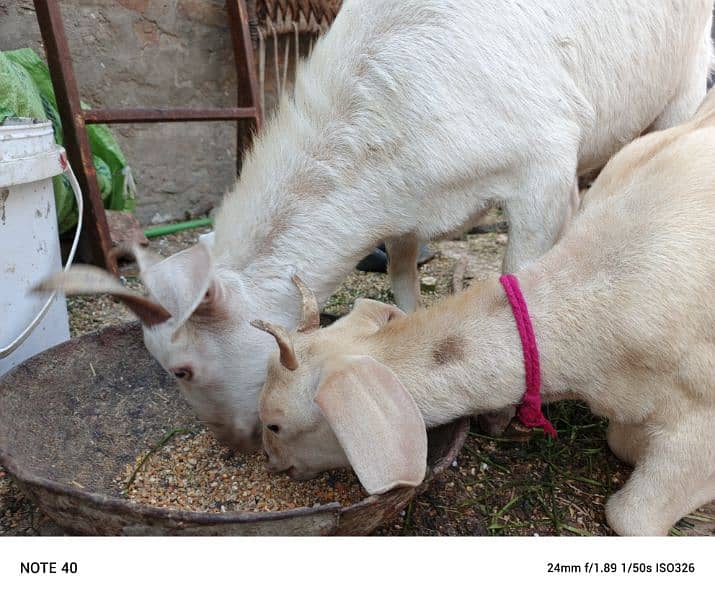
[1,225,713,536]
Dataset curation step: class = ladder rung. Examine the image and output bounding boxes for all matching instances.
[83,107,258,124]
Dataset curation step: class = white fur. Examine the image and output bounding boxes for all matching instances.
[257,88,715,535]
[69,1,715,449]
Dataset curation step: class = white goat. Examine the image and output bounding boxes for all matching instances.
[253,88,715,536]
[39,0,714,450]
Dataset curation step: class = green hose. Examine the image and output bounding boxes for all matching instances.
[144,217,213,239]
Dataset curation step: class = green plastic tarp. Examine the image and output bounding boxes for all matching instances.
[0,48,136,233]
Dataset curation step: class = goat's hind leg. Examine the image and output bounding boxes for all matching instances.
[501,164,579,274]
[386,234,421,313]
[605,409,715,536]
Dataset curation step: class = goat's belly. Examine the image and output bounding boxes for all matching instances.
[410,186,495,241]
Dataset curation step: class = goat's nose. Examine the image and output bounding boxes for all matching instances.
[171,366,193,381]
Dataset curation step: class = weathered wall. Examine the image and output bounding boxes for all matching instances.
[0,0,294,224]
[2,2,713,222]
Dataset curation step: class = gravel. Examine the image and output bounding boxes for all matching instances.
[118,429,366,512]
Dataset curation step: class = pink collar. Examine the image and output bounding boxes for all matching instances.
[499,274,557,439]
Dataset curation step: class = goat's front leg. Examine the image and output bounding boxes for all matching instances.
[502,174,579,274]
[605,408,715,536]
[386,234,420,313]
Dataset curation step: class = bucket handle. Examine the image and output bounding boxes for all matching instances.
[0,149,84,359]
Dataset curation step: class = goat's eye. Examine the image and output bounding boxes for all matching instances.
[171,366,193,381]
[267,424,280,434]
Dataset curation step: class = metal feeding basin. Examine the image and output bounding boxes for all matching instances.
[0,322,468,535]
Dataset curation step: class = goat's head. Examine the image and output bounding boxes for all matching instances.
[253,284,427,495]
[35,241,274,451]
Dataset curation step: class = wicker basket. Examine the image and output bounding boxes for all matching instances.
[250,0,342,34]
[248,1,343,112]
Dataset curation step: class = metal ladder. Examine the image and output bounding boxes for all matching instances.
[32,0,262,273]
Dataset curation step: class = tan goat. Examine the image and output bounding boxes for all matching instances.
[252,90,715,536]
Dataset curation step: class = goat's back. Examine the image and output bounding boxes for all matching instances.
[306,0,713,175]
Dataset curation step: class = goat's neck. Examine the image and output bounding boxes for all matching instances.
[213,101,396,312]
[373,274,577,428]
[230,196,387,329]
[246,198,385,306]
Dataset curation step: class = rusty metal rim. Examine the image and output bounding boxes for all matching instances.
[0,448,341,525]
[0,320,469,530]
[431,418,470,474]
[0,421,469,529]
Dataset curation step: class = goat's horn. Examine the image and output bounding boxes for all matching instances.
[251,320,299,370]
[292,275,320,332]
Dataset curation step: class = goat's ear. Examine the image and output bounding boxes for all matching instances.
[141,241,215,331]
[348,299,406,330]
[315,355,427,495]
[33,265,171,327]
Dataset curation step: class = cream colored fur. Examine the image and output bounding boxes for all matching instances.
[257,89,715,536]
[38,0,715,450]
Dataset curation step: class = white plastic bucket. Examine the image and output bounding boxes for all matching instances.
[0,120,82,378]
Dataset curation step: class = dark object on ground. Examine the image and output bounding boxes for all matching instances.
[0,322,468,535]
[356,245,388,273]
[319,312,339,326]
[356,243,436,273]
